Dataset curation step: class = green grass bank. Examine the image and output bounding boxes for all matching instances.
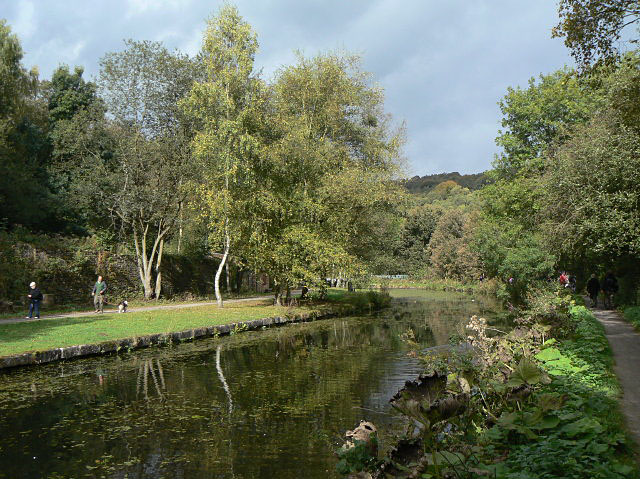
[0,289,389,361]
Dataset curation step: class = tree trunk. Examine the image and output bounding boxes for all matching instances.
[285,285,291,305]
[177,183,183,254]
[134,224,168,300]
[154,238,164,300]
[215,231,230,307]
[134,228,153,299]
[274,285,282,306]
[225,261,231,293]
[236,269,243,292]
[215,146,231,307]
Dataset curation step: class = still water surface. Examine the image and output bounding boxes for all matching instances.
[0,290,498,479]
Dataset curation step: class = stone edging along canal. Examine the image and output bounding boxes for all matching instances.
[0,310,343,370]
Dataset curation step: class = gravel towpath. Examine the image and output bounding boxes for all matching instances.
[0,295,274,325]
[592,308,640,447]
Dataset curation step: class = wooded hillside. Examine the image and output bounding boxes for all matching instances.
[402,171,488,194]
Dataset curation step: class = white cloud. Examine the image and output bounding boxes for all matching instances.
[11,0,36,40]
[124,0,190,19]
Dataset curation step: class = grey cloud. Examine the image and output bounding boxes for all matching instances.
[3,0,573,176]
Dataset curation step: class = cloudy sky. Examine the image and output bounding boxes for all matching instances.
[2,0,574,176]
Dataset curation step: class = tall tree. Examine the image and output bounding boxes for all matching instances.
[182,5,262,307]
[101,40,198,299]
[0,19,53,230]
[543,56,640,270]
[44,65,103,233]
[428,209,479,281]
[493,68,602,179]
[46,65,99,125]
[243,52,404,303]
[57,40,198,298]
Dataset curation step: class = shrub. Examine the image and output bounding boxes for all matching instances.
[428,210,480,281]
[0,232,29,304]
[623,306,640,330]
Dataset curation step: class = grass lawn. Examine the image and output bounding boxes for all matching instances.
[0,289,388,357]
[0,299,317,357]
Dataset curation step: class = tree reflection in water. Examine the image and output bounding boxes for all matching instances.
[217,345,233,414]
[136,359,166,400]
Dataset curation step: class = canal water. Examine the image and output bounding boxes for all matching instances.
[0,290,498,479]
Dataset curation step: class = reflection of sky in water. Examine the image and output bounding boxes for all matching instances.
[0,290,498,479]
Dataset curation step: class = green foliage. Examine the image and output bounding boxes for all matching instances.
[543,61,640,262]
[475,170,553,308]
[394,205,438,275]
[493,68,602,178]
[0,231,29,303]
[381,289,638,479]
[45,65,100,125]
[472,218,555,305]
[196,45,405,293]
[0,19,33,121]
[480,175,543,231]
[482,306,632,478]
[181,4,267,304]
[623,306,640,330]
[0,20,61,231]
[335,439,379,475]
[553,0,640,67]
[427,210,479,282]
[506,357,546,387]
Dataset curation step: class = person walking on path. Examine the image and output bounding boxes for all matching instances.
[26,281,43,319]
[92,275,107,313]
[586,274,600,307]
[602,271,618,309]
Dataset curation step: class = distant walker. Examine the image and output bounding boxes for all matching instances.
[92,275,107,313]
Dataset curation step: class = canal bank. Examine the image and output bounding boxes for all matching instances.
[0,310,336,369]
[0,290,390,370]
[352,296,640,479]
[0,290,496,479]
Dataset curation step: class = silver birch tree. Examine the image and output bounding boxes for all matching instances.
[182,5,261,307]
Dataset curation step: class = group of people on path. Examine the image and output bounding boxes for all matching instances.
[586,272,618,309]
[559,271,618,308]
[25,275,108,320]
[559,271,618,309]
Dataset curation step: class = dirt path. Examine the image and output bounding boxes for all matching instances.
[591,308,640,447]
[0,295,276,325]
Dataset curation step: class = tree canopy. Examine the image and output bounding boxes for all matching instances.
[554,0,640,67]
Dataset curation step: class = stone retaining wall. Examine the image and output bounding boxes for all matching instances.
[0,310,340,370]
